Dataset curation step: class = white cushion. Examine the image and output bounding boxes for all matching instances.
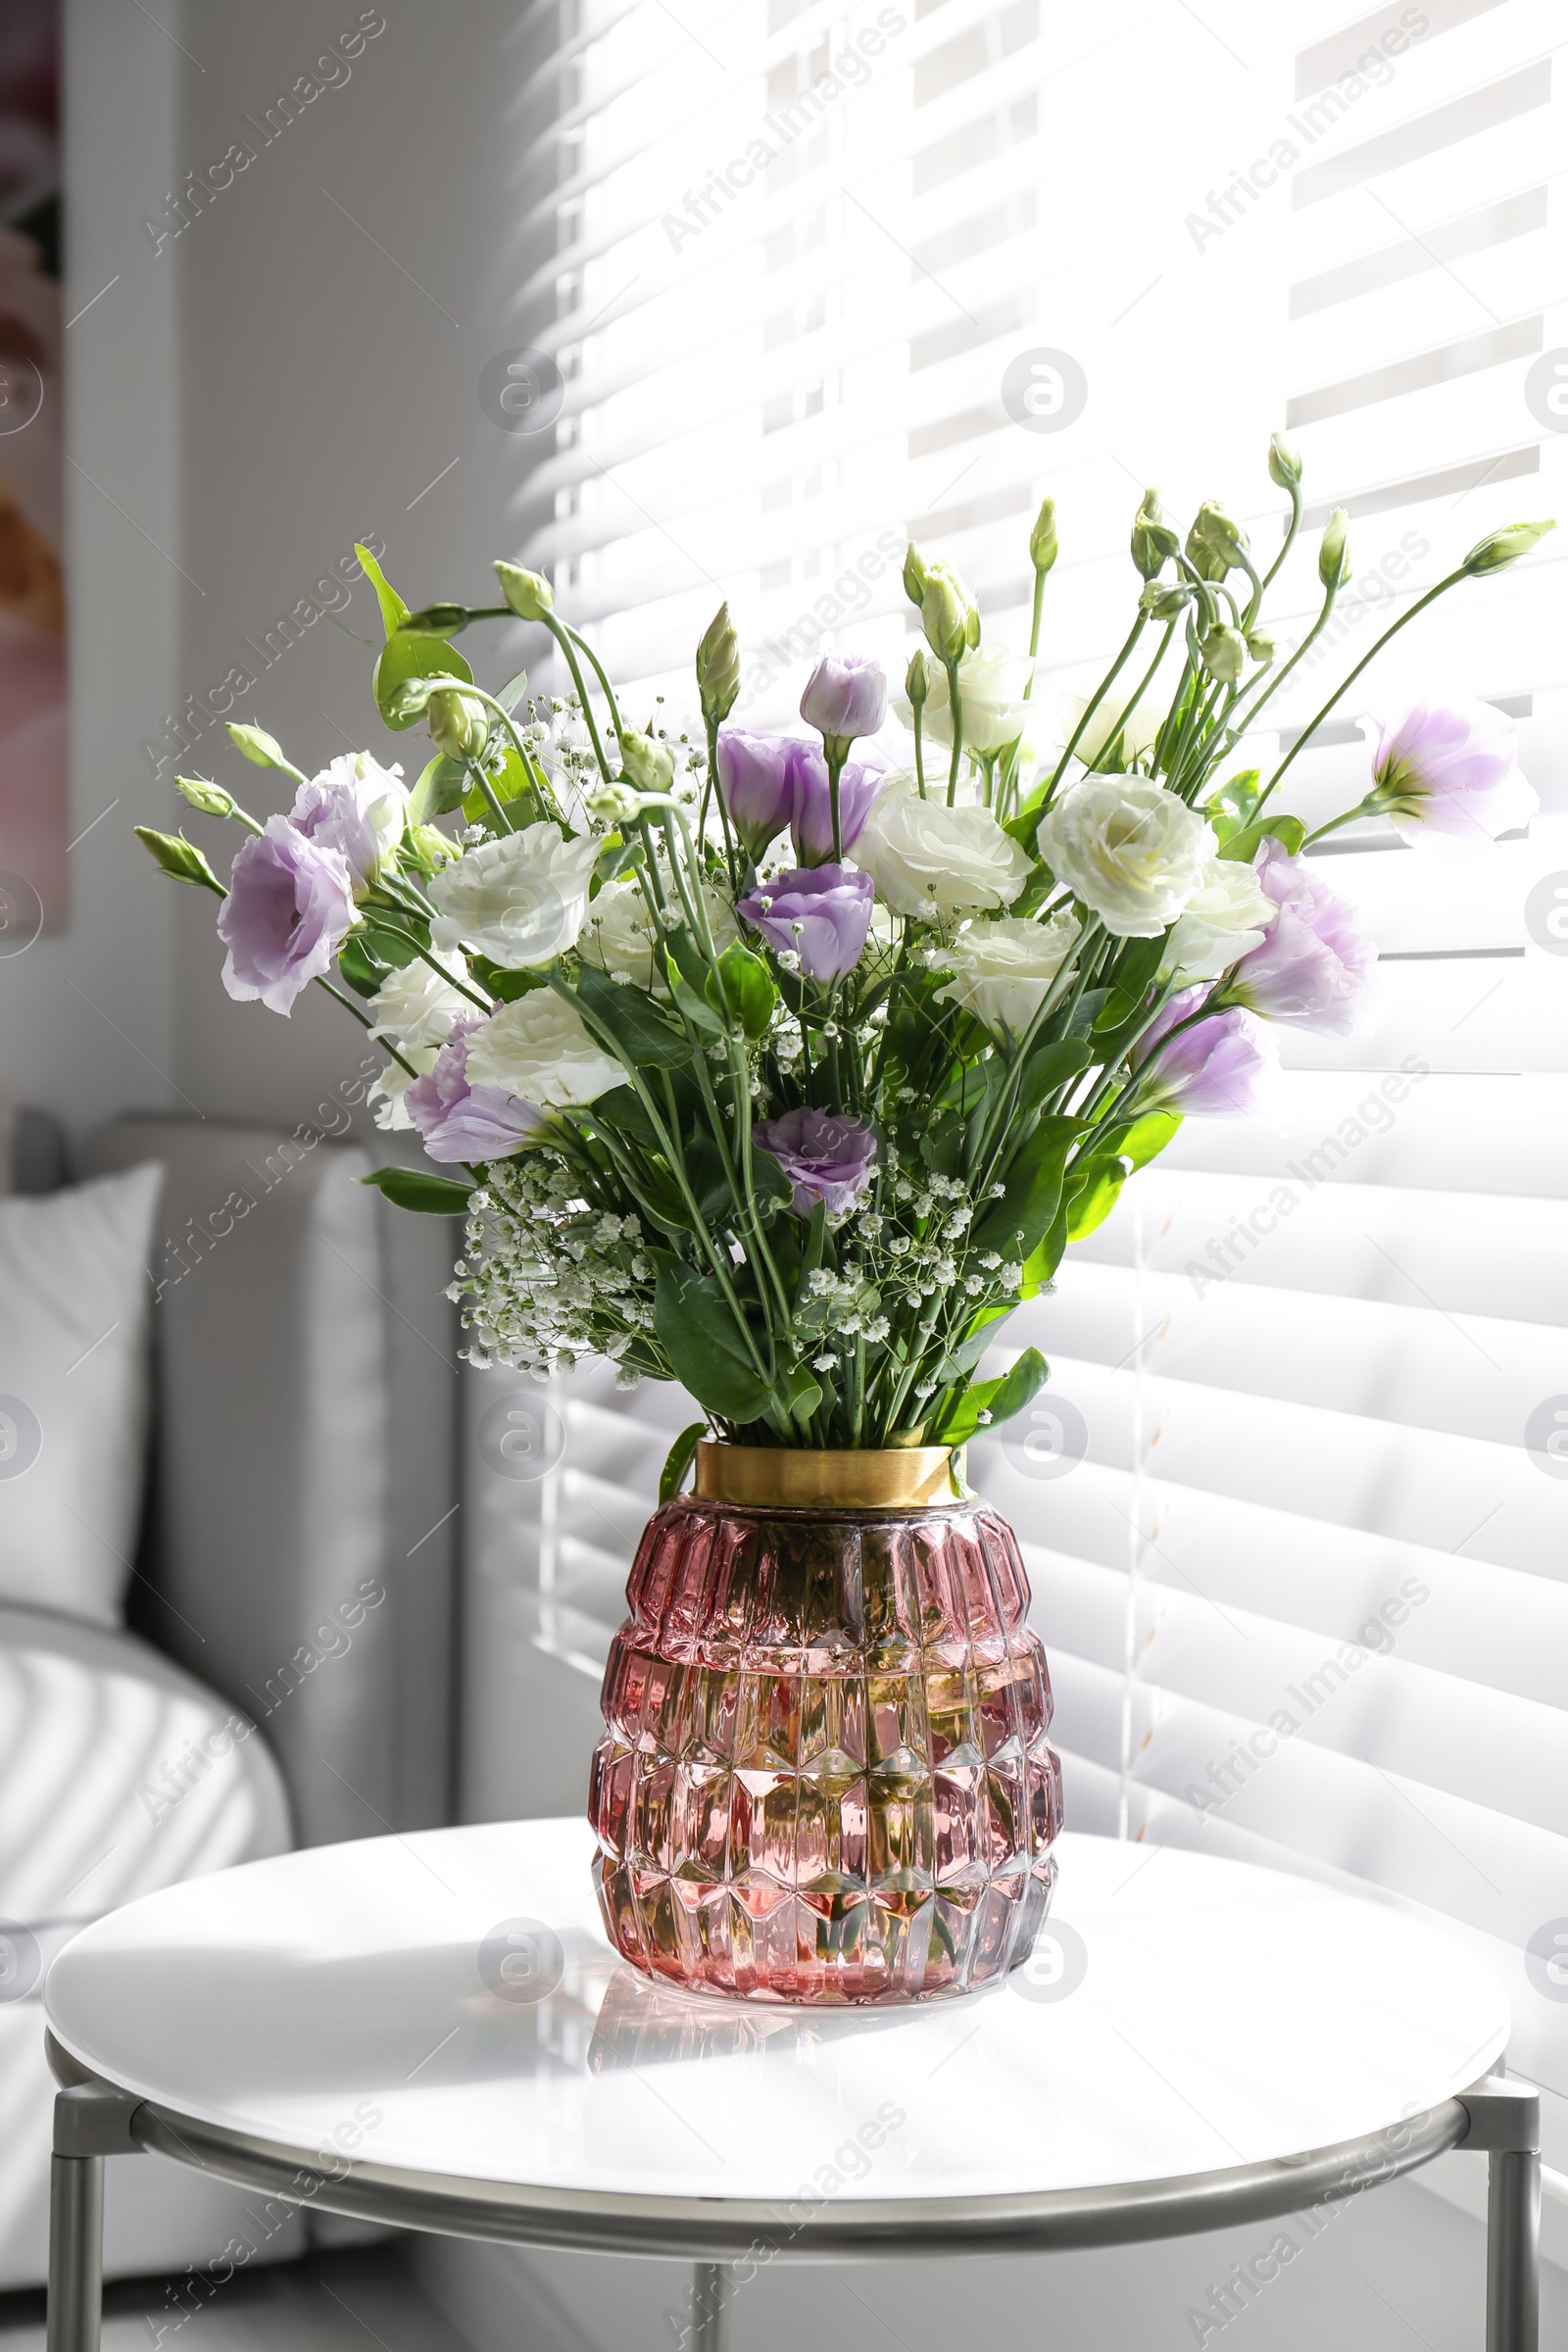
[0,1164,162,1624]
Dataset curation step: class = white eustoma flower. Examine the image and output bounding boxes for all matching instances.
[581,877,738,990]
[368,1051,436,1131]
[465,991,622,1107]
[1061,690,1164,767]
[580,879,664,990]
[368,956,472,1050]
[932,909,1082,1039]
[1160,854,1273,981]
[909,647,1050,758]
[853,773,1032,919]
[1036,776,1214,938]
[428,822,600,966]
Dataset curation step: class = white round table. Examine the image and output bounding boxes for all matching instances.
[40,1821,1540,2351]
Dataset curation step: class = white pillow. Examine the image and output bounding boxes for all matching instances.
[0,1163,163,1625]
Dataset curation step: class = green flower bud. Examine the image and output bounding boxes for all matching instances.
[174,774,235,818]
[695,601,741,726]
[1267,433,1301,491]
[1245,629,1275,665]
[495,561,555,621]
[902,541,927,609]
[585,780,643,825]
[1318,508,1351,592]
[920,557,979,662]
[1029,497,1058,575]
[1200,625,1247,682]
[1138,581,1191,619]
[399,604,469,635]
[618,728,676,794]
[408,822,459,871]
[1131,488,1180,581]
[426,686,490,760]
[224,721,293,771]
[1463,517,1556,575]
[905,649,930,707]
[1188,500,1250,580]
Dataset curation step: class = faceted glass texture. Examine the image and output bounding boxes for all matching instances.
[589,1494,1062,2004]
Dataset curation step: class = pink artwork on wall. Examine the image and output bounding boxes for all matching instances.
[0,0,65,938]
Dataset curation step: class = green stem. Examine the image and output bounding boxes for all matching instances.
[564,621,625,747]
[1043,612,1148,800]
[912,703,928,799]
[945,660,964,806]
[543,616,612,780]
[1256,567,1467,814]
[463,757,516,837]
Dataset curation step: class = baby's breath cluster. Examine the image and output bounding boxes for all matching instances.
[452,1152,655,1385]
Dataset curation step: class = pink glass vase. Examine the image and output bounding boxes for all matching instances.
[588,1454,1062,2004]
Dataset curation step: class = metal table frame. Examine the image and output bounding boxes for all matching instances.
[43,2032,1540,2352]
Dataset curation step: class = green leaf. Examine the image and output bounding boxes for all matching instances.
[1217,811,1305,863]
[1014,1037,1093,1121]
[496,667,530,715]
[659,1421,707,1503]
[971,1114,1080,1262]
[570,960,692,1068]
[469,955,547,1004]
[666,955,727,1038]
[134,826,224,896]
[355,543,409,641]
[1020,1198,1068,1299]
[780,1364,823,1429]
[750,1141,793,1213]
[462,745,540,825]
[652,1257,773,1422]
[336,936,388,998]
[934,1347,1050,1446]
[1203,768,1260,845]
[706,944,775,1040]
[946,1300,1015,1377]
[373,633,473,733]
[591,1084,662,1152]
[1109,1109,1181,1172]
[1065,1156,1126,1241]
[409,753,468,822]
[360,1167,473,1215]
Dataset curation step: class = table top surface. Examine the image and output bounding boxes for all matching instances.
[44,1819,1507,2210]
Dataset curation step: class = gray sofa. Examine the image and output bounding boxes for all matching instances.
[0,1112,460,2287]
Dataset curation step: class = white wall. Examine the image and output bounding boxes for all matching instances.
[5,0,547,1142]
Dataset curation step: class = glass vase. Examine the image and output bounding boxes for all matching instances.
[588,1444,1062,2004]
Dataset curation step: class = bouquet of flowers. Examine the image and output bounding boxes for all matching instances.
[136,442,1549,1477]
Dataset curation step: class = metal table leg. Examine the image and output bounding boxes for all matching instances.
[1458,2075,1541,2352]
[691,2259,728,2352]
[46,2086,140,2352]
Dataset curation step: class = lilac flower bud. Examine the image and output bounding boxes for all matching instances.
[1463,517,1554,575]
[737,862,874,982]
[495,562,554,621]
[1267,433,1301,491]
[1131,987,1277,1117]
[716,729,797,858]
[799,652,889,752]
[753,1105,878,1216]
[787,743,886,865]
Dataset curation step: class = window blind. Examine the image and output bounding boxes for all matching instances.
[475,0,1568,2231]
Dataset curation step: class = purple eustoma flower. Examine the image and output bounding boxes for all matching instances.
[737,863,874,981]
[404,1016,548,1163]
[218,815,360,1015]
[1230,843,1373,1035]
[1370,701,1537,841]
[788,743,887,865]
[1132,987,1277,1118]
[754,1106,878,1216]
[716,730,798,859]
[800,652,889,751]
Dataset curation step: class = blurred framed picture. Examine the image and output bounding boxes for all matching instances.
[0,0,64,936]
